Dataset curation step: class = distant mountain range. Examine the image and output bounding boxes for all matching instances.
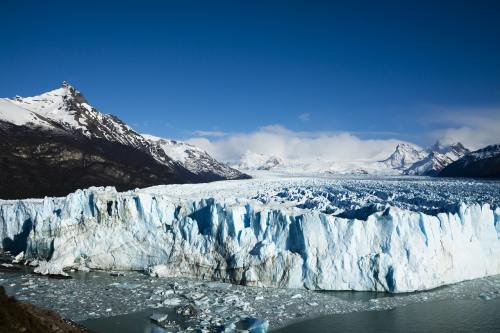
[381,142,470,176]
[0,82,248,199]
[438,144,500,178]
[234,141,500,178]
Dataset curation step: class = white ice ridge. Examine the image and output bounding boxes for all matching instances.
[1,185,499,293]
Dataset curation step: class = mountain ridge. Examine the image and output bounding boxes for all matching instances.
[438,144,500,178]
[0,82,248,199]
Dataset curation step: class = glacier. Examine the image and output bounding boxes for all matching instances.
[1,177,499,293]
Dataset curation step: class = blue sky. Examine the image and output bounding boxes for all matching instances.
[1,1,499,159]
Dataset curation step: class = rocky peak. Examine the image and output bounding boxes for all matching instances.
[430,141,468,154]
[380,143,427,169]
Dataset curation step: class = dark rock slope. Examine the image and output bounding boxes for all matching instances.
[438,144,500,179]
[0,286,91,333]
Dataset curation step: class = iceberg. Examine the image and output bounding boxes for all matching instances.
[0,183,499,293]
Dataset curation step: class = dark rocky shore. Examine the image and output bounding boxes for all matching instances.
[0,286,91,333]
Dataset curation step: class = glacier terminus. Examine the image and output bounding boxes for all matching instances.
[1,173,499,294]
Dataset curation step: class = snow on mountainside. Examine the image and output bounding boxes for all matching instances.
[235,154,395,175]
[235,151,284,170]
[234,141,468,176]
[379,143,428,170]
[233,141,468,176]
[373,141,470,176]
[439,144,500,178]
[10,82,154,151]
[143,134,246,180]
[5,82,247,180]
[405,142,470,176]
[0,82,247,199]
[0,99,52,127]
[467,144,500,160]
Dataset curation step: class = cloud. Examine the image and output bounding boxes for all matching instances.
[191,130,227,137]
[185,106,500,163]
[426,107,500,150]
[187,125,406,163]
[298,112,310,122]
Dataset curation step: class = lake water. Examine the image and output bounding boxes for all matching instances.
[78,287,500,333]
[273,298,500,333]
[1,256,499,332]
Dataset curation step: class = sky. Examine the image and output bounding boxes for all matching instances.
[1,1,499,161]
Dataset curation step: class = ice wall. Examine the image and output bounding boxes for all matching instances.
[1,187,499,292]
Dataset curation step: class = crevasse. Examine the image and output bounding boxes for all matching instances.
[1,187,499,293]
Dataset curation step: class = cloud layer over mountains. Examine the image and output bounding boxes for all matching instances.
[188,125,407,163]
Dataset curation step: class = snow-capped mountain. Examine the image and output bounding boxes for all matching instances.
[232,141,469,177]
[235,151,284,170]
[235,155,397,176]
[0,82,247,199]
[404,142,470,176]
[438,144,500,178]
[9,82,154,150]
[143,134,245,180]
[375,141,470,176]
[379,143,428,170]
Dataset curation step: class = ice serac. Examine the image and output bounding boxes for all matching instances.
[1,186,499,293]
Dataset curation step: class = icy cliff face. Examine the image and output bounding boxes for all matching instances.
[1,182,499,293]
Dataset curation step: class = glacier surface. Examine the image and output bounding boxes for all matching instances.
[1,175,499,293]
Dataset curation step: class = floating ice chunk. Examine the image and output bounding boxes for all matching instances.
[109,282,140,290]
[12,251,24,263]
[162,298,182,306]
[150,313,169,323]
[479,292,498,301]
[234,317,269,333]
[148,265,170,278]
[176,304,198,317]
[33,261,68,277]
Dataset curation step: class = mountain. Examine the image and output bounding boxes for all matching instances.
[0,82,248,199]
[404,142,470,176]
[142,134,245,180]
[379,143,428,170]
[438,144,500,178]
[235,151,284,170]
[377,141,469,176]
[234,151,398,175]
[232,141,469,177]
